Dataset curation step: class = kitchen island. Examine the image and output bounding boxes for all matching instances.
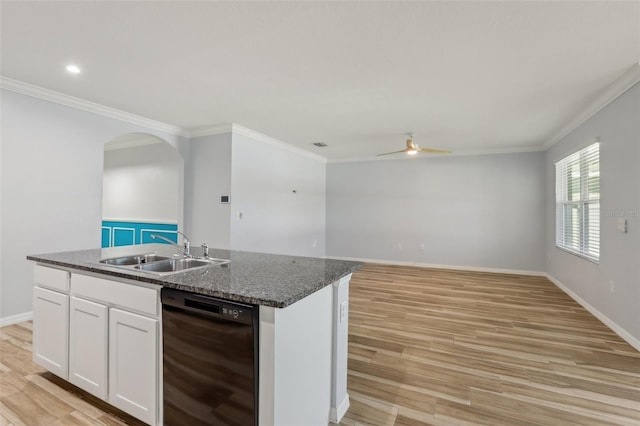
[27,244,362,426]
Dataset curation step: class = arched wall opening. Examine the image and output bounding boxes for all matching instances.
[101,133,184,247]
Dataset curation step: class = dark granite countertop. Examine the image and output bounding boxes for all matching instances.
[27,244,362,308]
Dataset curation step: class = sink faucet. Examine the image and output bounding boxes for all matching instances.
[151,231,191,256]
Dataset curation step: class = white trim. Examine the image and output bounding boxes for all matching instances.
[327,146,545,164]
[329,256,640,351]
[188,124,233,138]
[0,311,33,327]
[543,63,640,149]
[0,76,189,137]
[101,226,112,248]
[232,124,327,163]
[329,394,350,423]
[327,256,547,277]
[102,218,178,225]
[545,273,640,352]
[191,123,327,163]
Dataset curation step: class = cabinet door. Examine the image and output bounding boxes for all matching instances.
[109,308,157,425]
[69,296,108,399]
[32,286,69,378]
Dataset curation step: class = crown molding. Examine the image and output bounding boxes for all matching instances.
[193,122,327,163]
[543,63,640,150]
[326,145,545,164]
[0,76,189,137]
[188,124,234,138]
[231,124,327,163]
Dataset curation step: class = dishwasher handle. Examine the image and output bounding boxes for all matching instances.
[161,288,254,325]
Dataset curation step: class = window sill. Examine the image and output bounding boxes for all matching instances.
[555,245,599,265]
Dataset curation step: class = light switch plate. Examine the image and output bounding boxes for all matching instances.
[617,218,627,233]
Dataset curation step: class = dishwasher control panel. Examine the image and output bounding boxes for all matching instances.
[161,288,255,325]
[221,304,252,323]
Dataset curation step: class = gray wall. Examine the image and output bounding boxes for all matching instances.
[184,133,232,249]
[545,83,640,343]
[0,89,188,321]
[103,143,183,223]
[230,133,326,257]
[326,152,546,272]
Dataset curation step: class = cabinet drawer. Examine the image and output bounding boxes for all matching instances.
[34,265,69,292]
[71,273,158,316]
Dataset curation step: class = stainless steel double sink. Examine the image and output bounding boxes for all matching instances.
[99,253,229,275]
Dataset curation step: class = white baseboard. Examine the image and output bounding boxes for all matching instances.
[328,256,546,277]
[329,256,640,352]
[545,274,640,352]
[0,311,33,327]
[329,394,350,423]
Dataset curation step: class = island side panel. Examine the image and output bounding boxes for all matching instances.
[259,284,333,426]
[258,307,276,425]
[331,274,351,422]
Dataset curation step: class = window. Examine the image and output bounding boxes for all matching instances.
[555,142,600,262]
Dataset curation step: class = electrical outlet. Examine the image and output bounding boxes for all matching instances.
[397,243,403,251]
[340,301,348,322]
[609,280,615,293]
[312,239,317,248]
[420,243,425,251]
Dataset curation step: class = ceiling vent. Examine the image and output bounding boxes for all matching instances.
[312,142,328,147]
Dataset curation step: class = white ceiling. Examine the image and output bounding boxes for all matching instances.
[1,1,639,161]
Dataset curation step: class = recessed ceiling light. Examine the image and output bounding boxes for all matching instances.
[66,64,81,74]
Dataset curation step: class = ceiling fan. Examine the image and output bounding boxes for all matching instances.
[377,134,451,156]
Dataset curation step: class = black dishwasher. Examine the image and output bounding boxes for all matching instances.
[161,288,258,426]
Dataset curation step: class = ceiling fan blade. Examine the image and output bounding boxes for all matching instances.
[376,150,407,156]
[419,148,451,154]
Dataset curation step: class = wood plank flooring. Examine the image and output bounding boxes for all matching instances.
[340,264,640,425]
[1,264,639,425]
[0,321,146,426]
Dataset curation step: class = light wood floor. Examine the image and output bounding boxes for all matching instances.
[341,264,640,425]
[0,321,146,426]
[1,264,639,425]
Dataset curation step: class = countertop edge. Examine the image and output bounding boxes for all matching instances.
[27,253,362,308]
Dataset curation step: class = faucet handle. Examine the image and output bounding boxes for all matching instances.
[201,243,209,258]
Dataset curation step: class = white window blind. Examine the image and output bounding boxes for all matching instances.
[555,142,600,262]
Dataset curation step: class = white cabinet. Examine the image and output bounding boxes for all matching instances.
[109,308,158,426]
[69,296,108,399]
[32,286,69,378]
[32,265,160,426]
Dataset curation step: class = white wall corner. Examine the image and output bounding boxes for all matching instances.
[231,124,327,163]
[545,273,640,353]
[0,311,33,327]
[188,122,326,162]
[543,62,640,150]
[0,76,189,137]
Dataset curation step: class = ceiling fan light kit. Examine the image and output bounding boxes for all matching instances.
[377,135,451,157]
